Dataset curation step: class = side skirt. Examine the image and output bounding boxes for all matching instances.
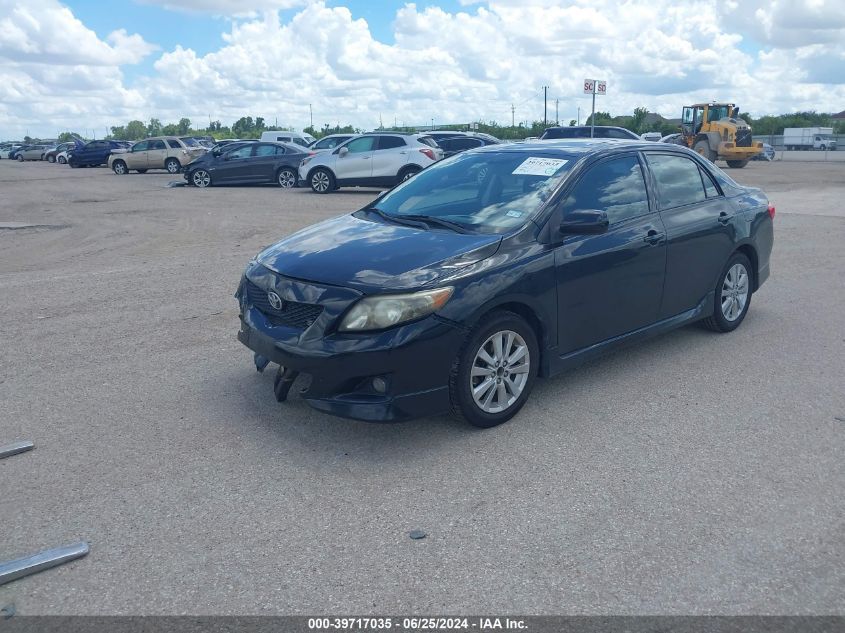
[548,292,713,377]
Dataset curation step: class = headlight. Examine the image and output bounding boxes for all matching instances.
[339,287,454,332]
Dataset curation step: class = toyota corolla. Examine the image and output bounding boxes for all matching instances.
[235,140,774,427]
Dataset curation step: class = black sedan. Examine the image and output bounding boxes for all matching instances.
[235,140,774,427]
[184,141,306,188]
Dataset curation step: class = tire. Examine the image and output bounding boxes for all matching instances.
[165,158,181,174]
[136,169,147,174]
[693,139,716,162]
[17,155,23,162]
[48,155,56,163]
[191,170,211,188]
[820,145,826,151]
[309,168,335,193]
[726,159,749,168]
[398,165,421,182]
[277,167,296,189]
[701,253,753,333]
[449,311,539,428]
[112,160,127,175]
[58,156,66,164]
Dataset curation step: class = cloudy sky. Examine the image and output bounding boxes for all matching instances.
[1,0,844,139]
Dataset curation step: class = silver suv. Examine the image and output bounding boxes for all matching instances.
[298,132,443,193]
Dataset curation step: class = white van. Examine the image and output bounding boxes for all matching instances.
[259,131,316,148]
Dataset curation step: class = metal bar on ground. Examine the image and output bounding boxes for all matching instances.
[0,441,34,460]
[0,542,89,586]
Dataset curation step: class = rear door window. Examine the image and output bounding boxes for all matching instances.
[149,140,167,150]
[254,144,278,157]
[376,136,406,150]
[645,154,707,209]
[167,139,182,149]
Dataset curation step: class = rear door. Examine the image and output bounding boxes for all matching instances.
[251,143,280,182]
[370,135,407,181]
[147,139,168,169]
[553,153,667,353]
[643,152,737,319]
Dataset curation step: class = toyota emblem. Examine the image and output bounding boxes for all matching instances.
[267,291,284,310]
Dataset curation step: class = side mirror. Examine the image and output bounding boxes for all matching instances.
[338,146,349,157]
[559,209,609,235]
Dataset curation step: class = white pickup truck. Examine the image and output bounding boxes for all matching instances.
[783,127,837,151]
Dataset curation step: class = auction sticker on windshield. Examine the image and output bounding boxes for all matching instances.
[512,157,568,176]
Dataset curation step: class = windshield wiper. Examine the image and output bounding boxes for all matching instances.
[397,214,471,234]
[363,207,428,230]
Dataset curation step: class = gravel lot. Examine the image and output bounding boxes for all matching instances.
[0,159,843,615]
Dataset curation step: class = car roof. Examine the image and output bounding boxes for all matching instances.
[473,137,701,160]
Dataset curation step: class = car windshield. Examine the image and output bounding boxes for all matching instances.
[366,151,574,234]
[180,137,200,147]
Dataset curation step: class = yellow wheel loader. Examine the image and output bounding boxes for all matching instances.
[678,103,763,168]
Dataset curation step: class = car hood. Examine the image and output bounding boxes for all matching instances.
[256,213,502,291]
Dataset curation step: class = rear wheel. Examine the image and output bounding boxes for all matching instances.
[726,159,749,168]
[398,165,421,182]
[277,167,296,188]
[449,311,538,428]
[58,156,67,164]
[17,155,23,162]
[165,158,181,174]
[693,139,716,162]
[112,160,127,175]
[48,155,56,163]
[310,168,334,193]
[192,170,211,188]
[701,253,752,333]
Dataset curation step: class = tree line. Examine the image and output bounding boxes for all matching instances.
[42,108,844,145]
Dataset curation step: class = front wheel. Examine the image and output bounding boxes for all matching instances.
[726,159,749,168]
[191,170,211,188]
[694,139,716,162]
[17,155,23,162]
[449,311,538,428]
[165,158,181,174]
[48,155,56,163]
[277,167,296,188]
[112,160,127,175]
[701,253,752,333]
[310,168,334,193]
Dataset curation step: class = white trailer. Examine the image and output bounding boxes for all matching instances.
[783,127,837,151]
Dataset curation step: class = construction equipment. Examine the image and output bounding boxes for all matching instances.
[679,103,763,168]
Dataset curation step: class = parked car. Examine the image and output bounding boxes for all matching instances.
[44,142,78,163]
[237,139,774,426]
[67,140,126,167]
[15,145,49,161]
[640,132,662,142]
[751,143,775,161]
[308,134,356,152]
[426,130,501,145]
[0,143,23,159]
[660,133,684,144]
[259,130,317,148]
[108,136,207,174]
[298,132,443,193]
[540,126,640,140]
[184,141,307,188]
[435,134,500,158]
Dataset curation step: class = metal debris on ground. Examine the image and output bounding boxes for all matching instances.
[409,530,427,540]
[0,542,90,586]
[0,441,34,460]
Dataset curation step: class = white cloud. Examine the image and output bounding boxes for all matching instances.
[136,0,309,16]
[2,0,845,140]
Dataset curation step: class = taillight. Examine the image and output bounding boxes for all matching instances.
[767,205,775,219]
[419,148,435,161]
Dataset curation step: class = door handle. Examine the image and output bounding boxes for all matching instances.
[362,156,370,159]
[643,230,664,245]
[717,212,734,225]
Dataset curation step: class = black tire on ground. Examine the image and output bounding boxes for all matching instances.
[165,158,181,174]
[309,168,335,193]
[449,310,539,428]
[726,159,749,168]
[48,155,56,163]
[17,155,23,162]
[701,252,753,333]
[58,156,67,164]
[277,167,297,188]
[398,165,421,182]
[191,170,211,188]
[112,160,127,175]
[693,139,716,162]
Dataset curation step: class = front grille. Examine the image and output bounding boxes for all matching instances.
[735,129,752,147]
[244,279,323,329]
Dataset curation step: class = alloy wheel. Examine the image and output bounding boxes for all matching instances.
[312,171,330,192]
[192,170,211,187]
[469,330,530,414]
[278,169,296,188]
[721,263,749,321]
[166,160,180,174]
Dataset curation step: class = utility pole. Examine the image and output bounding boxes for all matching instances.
[511,104,515,128]
[555,99,559,125]
[577,106,580,126]
[431,118,435,130]
[543,85,548,127]
[309,104,313,130]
